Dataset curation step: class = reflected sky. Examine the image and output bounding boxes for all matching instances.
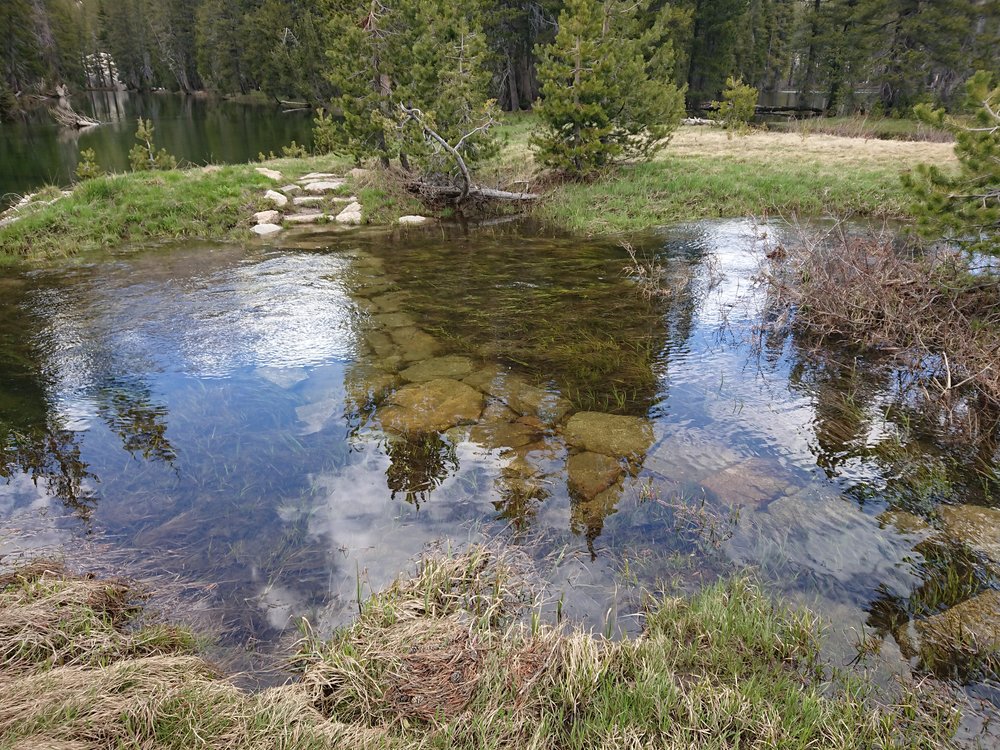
[1,220,998,705]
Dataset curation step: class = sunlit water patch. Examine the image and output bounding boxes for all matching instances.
[1,220,999,721]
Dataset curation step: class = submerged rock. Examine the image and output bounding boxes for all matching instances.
[700,459,791,509]
[914,590,1000,672]
[878,509,934,537]
[378,378,483,434]
[938,504,1000,565]
[563,412,653,460]
[567,451,623,499]
[373,312,417,330]
[463,368,571,425]
[400,355,475,383]
[468,421,540,451]
[390,327,441,362]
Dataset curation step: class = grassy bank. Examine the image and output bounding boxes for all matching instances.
[0,117,959,261]
[0,550,959,749]
[0,153,350,262]
[531,126,958,234]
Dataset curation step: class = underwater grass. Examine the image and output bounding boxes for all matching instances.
[0,549,961,749]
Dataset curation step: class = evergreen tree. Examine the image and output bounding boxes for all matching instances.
[905,71,999,255]
[533,0,685,175]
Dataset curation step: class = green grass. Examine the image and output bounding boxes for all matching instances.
[0,153,351,262]
[534,155,913,234]
[0,551,961,750]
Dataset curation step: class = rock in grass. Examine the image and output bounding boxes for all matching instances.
[398,215,430,225]
[280,184,302,195]
[255,167,283,181]
[335,202,363,225]
[253,223,282,236]
[938,504,1000,566]
[264,190,288,208]
[563,412,654,459]
[254,210,281,225]
[301,172,340,180]
[378,378,483,434]
[284,212,325,225]
[293,196,324,206]
[304,180,347,193]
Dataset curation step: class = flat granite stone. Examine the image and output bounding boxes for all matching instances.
[254,209,281,224]
[378,378,483,434]
[285,212,325,225]
[563,412,654,460]
[567,451,624,500]
[253,223,282,236]
[400,355,475,383]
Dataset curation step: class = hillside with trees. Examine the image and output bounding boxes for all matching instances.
[2,0,997,117]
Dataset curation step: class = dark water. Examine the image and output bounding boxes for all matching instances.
[0,91,313,204]
[1,220,999,723]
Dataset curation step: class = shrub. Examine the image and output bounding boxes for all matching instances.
[74,148,102,181]
[128,118,177,171]
[710,76,759,134]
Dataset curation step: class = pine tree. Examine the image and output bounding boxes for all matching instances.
[533,0,685,176]
[905,71,999,256]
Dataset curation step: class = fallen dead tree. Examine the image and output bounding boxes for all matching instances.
[50,102,101,129]
[400,104,539,205]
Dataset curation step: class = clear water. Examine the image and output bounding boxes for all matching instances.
[0,91,313,205]
[1,220,999,715]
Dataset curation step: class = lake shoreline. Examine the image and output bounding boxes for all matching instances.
[0,549,963,749]
[0,124,957,263]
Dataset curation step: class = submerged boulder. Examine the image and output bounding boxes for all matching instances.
[567,451,623,500]
[914,590,1000,673]
[700,459,791,509]
[378,378,483,434]
[390,327,441,362]
[400,355,475,383]
[563,412,654,460]
[938,504,1000,566]
[463,368,571,425]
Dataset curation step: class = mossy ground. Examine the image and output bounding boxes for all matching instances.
[0,549,960,749]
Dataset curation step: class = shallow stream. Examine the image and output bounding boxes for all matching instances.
[1,219,998,720]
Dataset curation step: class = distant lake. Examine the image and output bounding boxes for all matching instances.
[0,91,314,205]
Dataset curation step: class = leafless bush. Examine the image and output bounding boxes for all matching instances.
[761,220,1000,407]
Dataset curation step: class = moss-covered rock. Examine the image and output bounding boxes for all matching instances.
[378,378,483,434]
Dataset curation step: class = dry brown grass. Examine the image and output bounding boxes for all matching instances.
[666,126,958,171]
[762,222,1000,412]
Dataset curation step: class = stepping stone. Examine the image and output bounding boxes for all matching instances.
[301,172,340,180]
[280,184,302,195]
[293,196,324,206]
[264,190,288,208]
[255,167,283,181]
[285,212,325,225]
[254,209,281,224]
[398,215,430,225]
[304,180,347,193]
[563,412,654,460]
[335,202,363,225]
[253,223,282,236]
